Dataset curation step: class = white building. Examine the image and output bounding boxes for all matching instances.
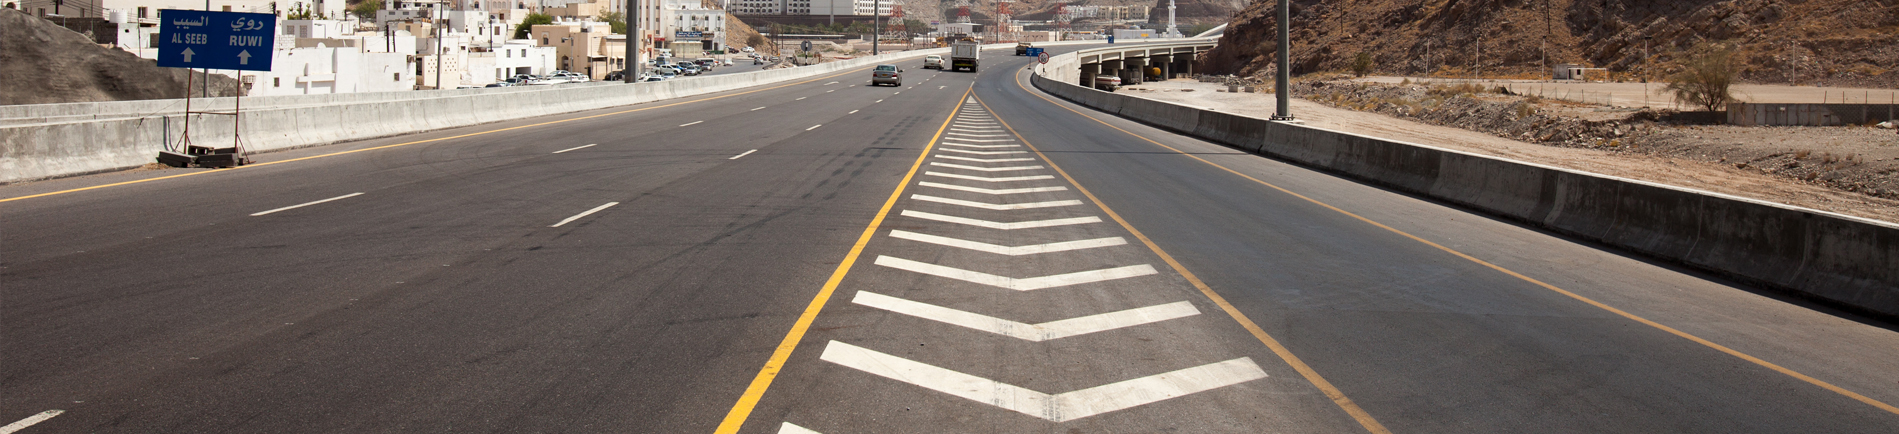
[100,0,345,19]
[247,45,414,95]
[468,40,558,83]
[731,0,884,16]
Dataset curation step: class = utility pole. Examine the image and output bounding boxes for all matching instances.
[624,0,639,82]
[872,0,880,55]
[1271,0,1291,121]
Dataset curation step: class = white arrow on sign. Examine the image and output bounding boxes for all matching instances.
[181,47,196,62]
[237,50,252,65]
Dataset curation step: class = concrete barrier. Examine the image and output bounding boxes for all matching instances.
[1033,44,1899,319]
[2,46,1001,184]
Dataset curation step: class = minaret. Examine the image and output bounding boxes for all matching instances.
[1164,0,1181,37]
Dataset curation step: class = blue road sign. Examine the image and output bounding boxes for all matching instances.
[157,9,275,71]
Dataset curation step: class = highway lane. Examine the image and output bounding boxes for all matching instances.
[2,62,982,432]
[4,42,1897,434]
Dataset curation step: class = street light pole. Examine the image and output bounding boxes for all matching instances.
[873,0,880,55]
[624,0,640,82]
[1271,0,1291,121]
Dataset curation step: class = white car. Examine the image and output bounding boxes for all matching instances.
[922,55,943,69]
[742,46,756,53]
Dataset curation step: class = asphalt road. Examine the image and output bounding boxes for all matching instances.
[4,44,1897,433]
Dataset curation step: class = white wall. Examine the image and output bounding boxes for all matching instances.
[246,47,412,96]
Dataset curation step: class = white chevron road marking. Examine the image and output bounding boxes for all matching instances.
[950,127,1004,133]
[916,182,1066,195]
[941,143,1022,149]
[853,291,1197,341]
[912,195,1081,210]
[947,133,1012,138]
[778,422,822,434]
[935,155,1037,163]
[938,148,1028,155]
[888,229,1121,254]
[899,210,1101,229]
[942,137,1013,143]
[819,341,1267,422]
[923,172,1055,182]
[873,256,1156,290]
[929,162,1042,172]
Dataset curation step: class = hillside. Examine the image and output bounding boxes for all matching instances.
[1200,0,1899,88]
[0,8,241,106]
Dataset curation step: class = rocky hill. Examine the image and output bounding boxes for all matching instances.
[1200,0,1899,88]
[1,8,242,105]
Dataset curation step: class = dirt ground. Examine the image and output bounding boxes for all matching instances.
[1123,79,1899,224]
[1357,76,1899,109]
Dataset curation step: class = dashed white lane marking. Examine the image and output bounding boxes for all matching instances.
[819,341,1266,422]
[894,92,902,95]
[848,109,859,114]
[875,99,884,103]
[900,210,1101,229]
[928,162,1042,172]
[680,121,704,127]
[551,202,619,227]
[889,229,1121,255]
[874,256,1155,290]
[824,81,839,85]
[752,107,767,111]
[938,149,1026,155]
[923,172,1054,182]
[807,124,822,131]
[912,194,1080,210]
[917,181,1065,195]
[934,155,1036,163]
[552,144,596,153]
[1,410,64,434]
[251,192,365,216]
[853,291,1194,340]
[729,149,758,160]
[796,97,807,100]
[828,89,836,93]
[939,144,1023,150]
[778,422,823,434]
[939,85,947,89]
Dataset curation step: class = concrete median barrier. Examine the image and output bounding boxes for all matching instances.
[1033,44,1899,319]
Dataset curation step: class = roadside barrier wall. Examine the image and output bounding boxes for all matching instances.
[1728,102,1899,126]
[1032,45,1899,319]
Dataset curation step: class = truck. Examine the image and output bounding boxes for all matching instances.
[950,39,980,72]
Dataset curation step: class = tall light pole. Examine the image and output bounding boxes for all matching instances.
[624,0,640,82]
[1271,0,1291,121]
[872,0,880,55]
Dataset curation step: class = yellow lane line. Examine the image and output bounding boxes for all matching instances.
[974,94,1395,434]
[1009,69,1899,417]
[1,68,876,204]
[712,86,973,434]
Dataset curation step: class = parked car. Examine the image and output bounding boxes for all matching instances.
[695,59,717,69]
[1016,42,1033,55]
[722,59,734,66]
[484,82,515,88]
[742,46,756,53]
[558,71,589,83]
[1092,74,1121,91]
[506,74,537,85]
[872,64,902,86]
[922,55,944,69]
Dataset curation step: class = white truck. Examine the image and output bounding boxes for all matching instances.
[950,40,980,72]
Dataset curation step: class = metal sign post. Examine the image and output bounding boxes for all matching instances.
[157,9,276,167]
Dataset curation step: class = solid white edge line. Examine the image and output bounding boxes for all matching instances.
[0,410,64,434]
[852,291,1196,340]
[806,124,822,131]
[550,202,620,228]
[552,144,597,154]
[251,192,365,216]
[680,121,704,127]
[729,149,759,160]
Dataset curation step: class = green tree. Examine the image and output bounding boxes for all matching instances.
[350,0,381,21]
[513,13,553,39]
[597,11,626,34]
[1351,51,1374,77]
[902,19,929,34]
[1662,42,1740,112]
